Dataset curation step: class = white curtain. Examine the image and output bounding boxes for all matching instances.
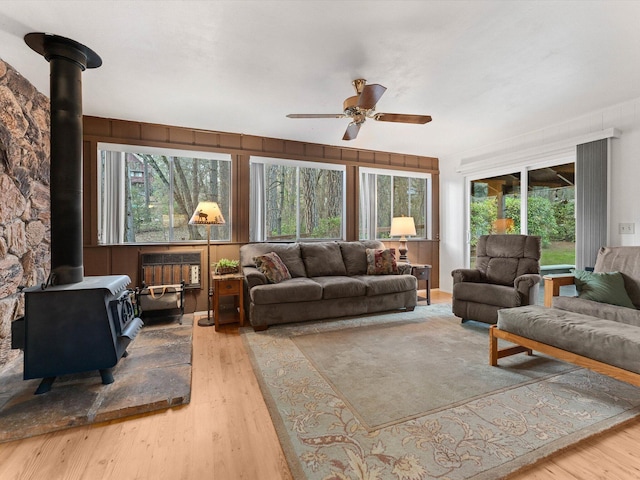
[98,150,126,244]
[249,162,266,242]
[359,172,377,240]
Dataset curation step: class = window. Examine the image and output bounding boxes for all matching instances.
[98,144,231,244]
[359,168,432,240]
[250,157,345,241]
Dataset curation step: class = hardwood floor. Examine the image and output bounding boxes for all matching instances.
[0,290,639,479]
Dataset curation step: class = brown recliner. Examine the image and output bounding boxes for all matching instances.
[452,234,541,324]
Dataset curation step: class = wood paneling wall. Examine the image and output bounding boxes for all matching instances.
[82,116,440,312]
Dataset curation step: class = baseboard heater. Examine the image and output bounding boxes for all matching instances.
[140,251,202,289]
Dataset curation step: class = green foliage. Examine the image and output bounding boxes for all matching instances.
[470,194,573,249]
[505,195,557,247]
[469,197,497,247]
[312,216,342,238]
[216,258,239,268]
[552,200,575,242]
[540,242,576,265]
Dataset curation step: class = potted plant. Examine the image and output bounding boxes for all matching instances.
[214,258,240,275]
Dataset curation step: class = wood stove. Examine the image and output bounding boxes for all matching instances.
[13,276,143,394]
[11,33,143,394]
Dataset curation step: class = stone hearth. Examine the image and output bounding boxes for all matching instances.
[0,315,193,443]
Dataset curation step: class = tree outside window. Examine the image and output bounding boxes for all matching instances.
[251,157,345,242]
[360,168,430,240]
[98,147,231,244]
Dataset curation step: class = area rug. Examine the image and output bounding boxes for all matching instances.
[0,315,193,443]
[241,305,640,480]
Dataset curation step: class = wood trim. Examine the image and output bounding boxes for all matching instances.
[489,325,640,387]
[543,274,575,306]
[84,117,439,173]
[82,115,441,307]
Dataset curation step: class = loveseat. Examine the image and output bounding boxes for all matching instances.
[240,241,417,330]
[489,246,640,387]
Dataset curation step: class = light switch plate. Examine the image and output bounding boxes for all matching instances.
[619,223,635,234]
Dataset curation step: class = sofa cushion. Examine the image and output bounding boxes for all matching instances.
[356,274,416,296]
[337,241,387,276]
[453,282,521,308]
[300,242,347,277]
[498,305,640,375]
[366,248,398,275]
[250,277,323,305]
[240,243,306,278]
[311,276,367,299]
[553,296,640,328]
[339,242,368,276]
[254,252,291,284]
[572,269,636,309]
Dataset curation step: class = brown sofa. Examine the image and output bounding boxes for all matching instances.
[240,241,417,330]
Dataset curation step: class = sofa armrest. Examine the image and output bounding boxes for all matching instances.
[396,262,412,275]
[243,266,267,289]
[451,268,485,284]
[543,274,575,307]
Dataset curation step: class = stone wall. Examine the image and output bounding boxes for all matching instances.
[0,58,50,369]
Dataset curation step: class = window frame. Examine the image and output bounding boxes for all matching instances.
[359,167,433,241]
[249,156,347,242]
[97,142,232,245]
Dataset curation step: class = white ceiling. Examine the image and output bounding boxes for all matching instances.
[1,1,640,159]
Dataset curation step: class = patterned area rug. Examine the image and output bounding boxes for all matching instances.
[241,305,640,480]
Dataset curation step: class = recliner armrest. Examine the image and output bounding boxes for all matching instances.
[514,274,542,295]
[451,268,485,284]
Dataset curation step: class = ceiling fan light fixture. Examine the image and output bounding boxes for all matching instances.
[286,78,431,141]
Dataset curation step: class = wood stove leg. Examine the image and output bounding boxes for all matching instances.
[100,368,114,385]
[34,376,56,395]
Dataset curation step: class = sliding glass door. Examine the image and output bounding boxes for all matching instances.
[527,162,575,269]
[467,161,575,270]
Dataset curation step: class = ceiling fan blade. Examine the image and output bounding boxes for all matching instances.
[357,84,387,109]
[287,113,346,119]
[374,113,432,124]
[343,123,361,141]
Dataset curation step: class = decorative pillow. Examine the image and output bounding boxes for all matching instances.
[254,252,292,284]
[572,269,636,309]
[365,248,398,275]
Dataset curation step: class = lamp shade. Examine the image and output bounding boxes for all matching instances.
[189,201,225,225]
[492,217,514,233]
[390,216,416,237]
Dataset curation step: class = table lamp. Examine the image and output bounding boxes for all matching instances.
[390,216,416,262]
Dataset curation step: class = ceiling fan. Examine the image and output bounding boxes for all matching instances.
[286,78,432,141]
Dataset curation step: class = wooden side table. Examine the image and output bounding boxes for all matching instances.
[410,264,432,305]
[211,273,244,331]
